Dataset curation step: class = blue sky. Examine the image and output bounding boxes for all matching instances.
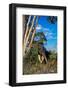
[36,16,57,51]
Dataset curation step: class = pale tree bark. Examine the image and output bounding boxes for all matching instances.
[28,29,36,48]
[24,16,36,54]
[28,16,39,49]
[24,16,31,42]
[23,16,31,54]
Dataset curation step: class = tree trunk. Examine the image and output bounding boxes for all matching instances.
[28,16,39,50]
[24,16,31,42]
[29,29,36,48]
[24,16,36,54]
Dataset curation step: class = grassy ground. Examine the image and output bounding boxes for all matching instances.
[23,59,57,75]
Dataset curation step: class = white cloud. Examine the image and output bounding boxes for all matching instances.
[36,24,42,30]
[47,36,57,40]
[44,31,57,40]
[44,32,48,36]
[44,31,53,36]
[36,25,49,31]
[43,28,49,31]
[49,32,53,35]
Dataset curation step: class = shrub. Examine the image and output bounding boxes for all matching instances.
[49,52,57,61]
[24,47,39,64]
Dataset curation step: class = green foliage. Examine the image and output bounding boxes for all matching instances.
[35,32,44,37]
[35,32,46,40]
[24,47,39,64]
[38,39,46,44]
[34,32,47,44]
[49,51,57,61]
